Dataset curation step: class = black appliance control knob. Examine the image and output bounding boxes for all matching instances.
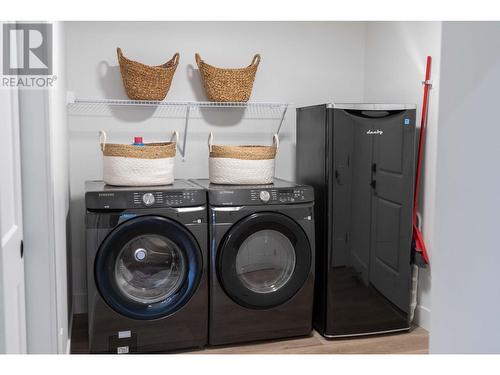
[142,193,155,206]
[259,190,270,203]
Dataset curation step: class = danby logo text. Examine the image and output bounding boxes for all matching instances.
[366,130,383,135]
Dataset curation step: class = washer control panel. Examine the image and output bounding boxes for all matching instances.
[85,188,205,210]
[132,191,198,207]
[249,188,309,204]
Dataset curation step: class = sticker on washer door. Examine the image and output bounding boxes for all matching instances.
[118,330,131,339]
[117,346,129,354]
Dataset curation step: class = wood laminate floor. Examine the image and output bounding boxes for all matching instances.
[71,314,428,354]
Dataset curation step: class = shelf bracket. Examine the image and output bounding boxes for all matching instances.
[178,104,191,161]
[276,105,288,135]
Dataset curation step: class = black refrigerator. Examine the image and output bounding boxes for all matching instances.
[296,103,416,337]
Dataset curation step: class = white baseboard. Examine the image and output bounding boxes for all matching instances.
[73,293,87,314]
[66,310,74,354]
[415,304,431,331]
[65,338,71,354]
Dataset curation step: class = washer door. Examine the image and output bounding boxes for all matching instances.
[218,212,312,309]
[95,215,202,320]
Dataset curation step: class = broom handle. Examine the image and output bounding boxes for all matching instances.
[413,56,432,222]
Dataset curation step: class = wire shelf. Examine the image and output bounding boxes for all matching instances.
[66,94,290,160]
[68,98,287,114]
[69,97,287,108]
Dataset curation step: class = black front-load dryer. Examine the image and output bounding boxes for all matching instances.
[85,180,207,353]
[190,178,315,346]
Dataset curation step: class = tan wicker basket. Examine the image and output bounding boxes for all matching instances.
[195,53,261,102]
[99,131,178,186]
[117,48,179,101]
[208,132,278,185]
[209,144,277,160]
[101,140,177,159]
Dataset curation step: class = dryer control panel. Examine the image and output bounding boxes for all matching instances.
[207,186,313,206]
[249,188,310,204]
[190,178,314,207]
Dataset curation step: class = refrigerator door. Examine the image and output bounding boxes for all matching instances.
[326,108,414,336]
[296,104,416,338]
[369,110,416,313]
[348,113,373,284]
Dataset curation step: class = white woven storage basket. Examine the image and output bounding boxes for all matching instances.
[99,130,178,186]
[208,132,279,185]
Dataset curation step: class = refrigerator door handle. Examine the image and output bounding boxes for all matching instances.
[335,169,344,185]
[345,109,406,119]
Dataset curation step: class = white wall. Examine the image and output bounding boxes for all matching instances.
[49,22,71,354]
[66,21,367,313]
[20,22,70,353]
[430,22,500,354]
[363,21,442,330]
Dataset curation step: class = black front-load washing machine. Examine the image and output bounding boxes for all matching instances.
[190,179,315,346]
[85,180,208,353]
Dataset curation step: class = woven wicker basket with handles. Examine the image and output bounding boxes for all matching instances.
[195,53,260,102]
[208,132,279,185]
[117,48,180,100]
[100,131,178,186]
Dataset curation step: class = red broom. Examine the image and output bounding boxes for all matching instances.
[413,56,432,264]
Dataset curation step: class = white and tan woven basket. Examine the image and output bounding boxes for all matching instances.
[208,132,279,185]
[99,130,178,186]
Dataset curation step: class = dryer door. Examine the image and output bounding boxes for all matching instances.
[218,212,312,309]
[95,215,202,320]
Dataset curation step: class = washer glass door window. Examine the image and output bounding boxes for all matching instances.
[235,229,296,294]
[115,234,186,304]
[218,212,311,309]
[95,215,202,320]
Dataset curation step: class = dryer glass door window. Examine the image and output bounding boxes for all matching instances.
[218,212,312,309]
[235,230,296,294]
[114,234,186,304]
